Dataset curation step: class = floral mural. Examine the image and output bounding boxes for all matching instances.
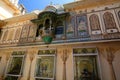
[66,16,75,38]
[76,15,89,37]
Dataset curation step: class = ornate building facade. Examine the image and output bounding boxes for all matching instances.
[0,0,120,80]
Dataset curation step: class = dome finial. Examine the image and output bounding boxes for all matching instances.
[50,2,53,5]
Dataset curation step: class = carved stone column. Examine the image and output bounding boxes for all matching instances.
[0,52,11,80]
[106,48,117,80]
[20,52,29,80]
[61,48,69,80]
[20,49,36,80]
[28,53,35,80]
[100,47,119,80]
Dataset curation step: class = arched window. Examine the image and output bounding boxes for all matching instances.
[103,12,116,29]
[36,24,43,37]
[89,14,101,31]
[45,19,50,30]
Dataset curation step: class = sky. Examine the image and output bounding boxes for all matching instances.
[19,0,74,13]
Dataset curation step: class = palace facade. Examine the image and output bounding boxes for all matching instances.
[0,0,120,80]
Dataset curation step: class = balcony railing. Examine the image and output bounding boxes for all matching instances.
[0,32,120,47]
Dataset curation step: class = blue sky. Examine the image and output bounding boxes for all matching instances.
[19,0,74,13]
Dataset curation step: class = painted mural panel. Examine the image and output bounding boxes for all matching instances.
[66,16,75,38]
[103,12,117,29]
[76,15,89,37]
[36,56,54,78]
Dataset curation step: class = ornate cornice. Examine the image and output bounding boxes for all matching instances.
[64,0,120,11]
[2,0,20,14]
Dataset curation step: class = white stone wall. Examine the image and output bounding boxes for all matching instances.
[0,1,15,19]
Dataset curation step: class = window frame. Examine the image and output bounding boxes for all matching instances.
[73,47,102,80]
[5,51,26,79]
[34,49,56,80]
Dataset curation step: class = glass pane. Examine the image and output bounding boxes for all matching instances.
[36,56,55,78]
[74,56,98,80]
[7,57,23,75]
[55,27,64,35]
[38,50,55,55]
[73,48,97,54]
[12,51,25,55]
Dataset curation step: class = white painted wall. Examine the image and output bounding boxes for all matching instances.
[0,0,17,20]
